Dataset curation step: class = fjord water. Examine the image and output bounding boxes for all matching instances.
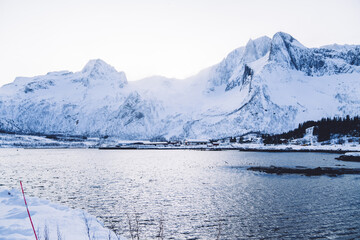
[1,149,360,239]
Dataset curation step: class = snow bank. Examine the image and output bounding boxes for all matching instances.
[230,143,360,152]
[0,188,124,240]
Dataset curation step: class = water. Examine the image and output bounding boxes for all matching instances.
[1,149,360,239]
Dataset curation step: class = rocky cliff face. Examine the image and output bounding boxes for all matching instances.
[0,32,359,139]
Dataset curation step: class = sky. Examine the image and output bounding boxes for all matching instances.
[0,0,359,86]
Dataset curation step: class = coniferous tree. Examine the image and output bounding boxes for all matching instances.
[261,115,360,144]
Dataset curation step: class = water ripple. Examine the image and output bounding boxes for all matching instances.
[1,149,360,239]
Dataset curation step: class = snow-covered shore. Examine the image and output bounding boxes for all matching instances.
[100,143,360,153]
[231,143,360,153]
[0,188,124,240]
[0,132,359,153]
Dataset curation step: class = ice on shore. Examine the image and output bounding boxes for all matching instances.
[0,188,124,240]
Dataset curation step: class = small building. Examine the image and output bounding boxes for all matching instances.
[146,142,168,146]
[116,140,151,147]
[169,140,181,146]
[184,139,209,145]
[238,132,262,144]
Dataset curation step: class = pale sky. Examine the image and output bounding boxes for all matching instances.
[0,0,359,86]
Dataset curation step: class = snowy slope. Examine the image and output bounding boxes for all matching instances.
[0,188,124,240]
[0,32,359,140]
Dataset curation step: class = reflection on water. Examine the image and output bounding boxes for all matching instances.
[1,149,360,239]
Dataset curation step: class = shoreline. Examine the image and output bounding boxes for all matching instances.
[98,147,349,153]
[97,144,359,153]
[7,145,359,153]
[0,132,358,153]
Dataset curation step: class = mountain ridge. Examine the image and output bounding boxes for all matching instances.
[0,32,359,140]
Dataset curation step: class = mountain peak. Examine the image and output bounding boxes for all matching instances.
[268,32,307,69]
[272,32,305,49]
[79,59,127,87]
[81,59,117,75]
[242,36,271,62]
[252,35,272,44]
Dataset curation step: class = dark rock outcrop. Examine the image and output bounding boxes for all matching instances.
[248,166,360,176]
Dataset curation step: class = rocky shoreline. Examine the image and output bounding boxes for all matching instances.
[248,166,360,177]
[336,152,360,162]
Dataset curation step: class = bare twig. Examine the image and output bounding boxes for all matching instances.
[126,211,141,240]
[126,213,135,240]
[57,225,63,240]
[134,213,140,240]
[82,213,92,240]
[36,226,42,240]
[115,229,122,240]
[44,224,49,240]
[108,230,112,240]
[216,221,221,240]
[157,212,164,240]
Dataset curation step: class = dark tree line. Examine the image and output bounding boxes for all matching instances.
[262,115,360,144]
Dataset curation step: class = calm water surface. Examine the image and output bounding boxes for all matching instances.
[1,149,360,239]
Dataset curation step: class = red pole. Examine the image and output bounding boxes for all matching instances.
[20,181,39,240]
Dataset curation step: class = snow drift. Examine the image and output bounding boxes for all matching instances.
[0,188,123,240]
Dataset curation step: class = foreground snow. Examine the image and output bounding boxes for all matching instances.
[0,188,124,240]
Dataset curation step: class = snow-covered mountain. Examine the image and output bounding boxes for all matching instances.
[0,32,359,140]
